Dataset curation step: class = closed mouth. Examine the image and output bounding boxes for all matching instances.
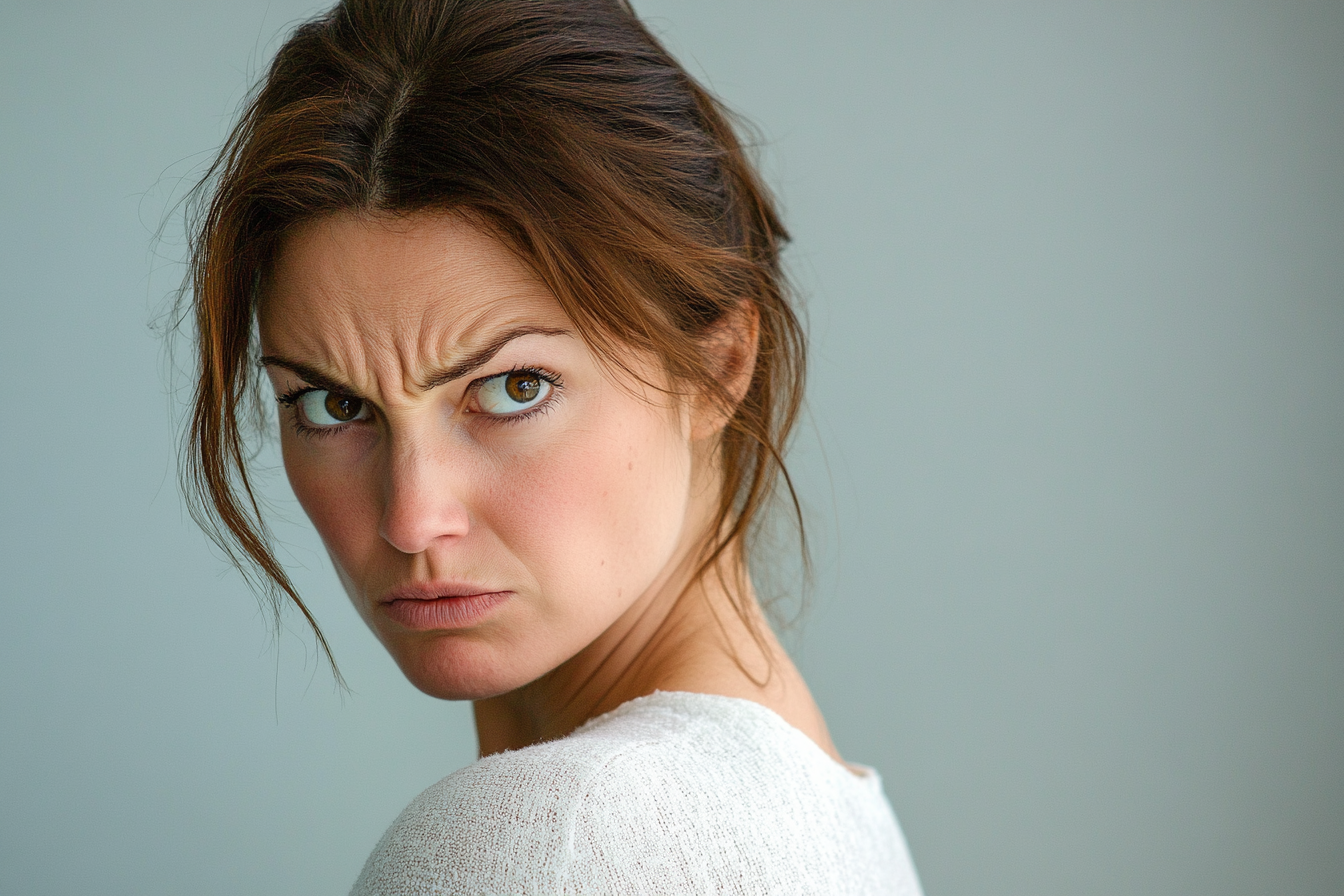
[378,583,510,630]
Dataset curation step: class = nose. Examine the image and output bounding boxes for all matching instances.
[378,438,471,555]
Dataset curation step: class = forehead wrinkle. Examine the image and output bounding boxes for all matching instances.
[287,294,419,402]
[407,284,568,377]
[358,248,548,396]
[264,250,390,399]
[422,301,507,365]
[266,210,576,402]
[414,258,548,333]
[312,321,381,397]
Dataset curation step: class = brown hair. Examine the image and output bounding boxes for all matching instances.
[183,0,806,671]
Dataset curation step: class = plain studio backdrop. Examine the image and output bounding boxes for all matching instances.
[2,2,1341,894]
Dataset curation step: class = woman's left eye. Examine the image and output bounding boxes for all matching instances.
[474,370,554,416]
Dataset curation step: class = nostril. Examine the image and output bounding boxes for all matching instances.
[379,501,470,555]
[378,443,472,553]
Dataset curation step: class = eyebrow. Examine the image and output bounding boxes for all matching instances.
[418,326,570,390]
[258,326,571,394]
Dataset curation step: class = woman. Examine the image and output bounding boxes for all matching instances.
[184,0,922,892]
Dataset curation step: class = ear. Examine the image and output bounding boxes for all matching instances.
[690,301,760,441]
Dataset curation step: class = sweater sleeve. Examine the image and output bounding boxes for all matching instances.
[347,732,719,895]
[347,743,597,896]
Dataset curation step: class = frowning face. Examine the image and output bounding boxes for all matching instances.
[258,212,710,700]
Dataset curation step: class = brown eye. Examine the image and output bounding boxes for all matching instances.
[325,392,364,422]
[296,390,370,427]
[476,369,554,415]
[505,372,541,403]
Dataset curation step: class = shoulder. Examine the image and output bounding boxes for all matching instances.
[350,692,923,896]
[348,700,688,894]
[348,724,634,895]
[562,693,923,894]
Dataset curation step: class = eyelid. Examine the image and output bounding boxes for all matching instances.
[468,365,560,390]
[276,382,365,404]
[275,385,375,439]
[467,366,563,417]
[276,385,311,406]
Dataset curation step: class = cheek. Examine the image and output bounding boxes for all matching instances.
[281,434,382,580]
[486,398,692,612]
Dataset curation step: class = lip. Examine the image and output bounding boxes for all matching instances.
[377,582,511,631]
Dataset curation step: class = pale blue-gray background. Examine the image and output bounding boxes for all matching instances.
[2,2,1341,894]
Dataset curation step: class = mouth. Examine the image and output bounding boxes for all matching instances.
[377,582,511,631]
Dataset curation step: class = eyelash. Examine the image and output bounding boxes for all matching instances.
[479,366,564,425]
[274,365,564,438]
[275,387,344,440]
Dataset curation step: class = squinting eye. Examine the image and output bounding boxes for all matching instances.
[296,390,370,427]
[475,371,552,415]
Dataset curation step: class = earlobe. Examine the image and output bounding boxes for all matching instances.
[690,301,760,441]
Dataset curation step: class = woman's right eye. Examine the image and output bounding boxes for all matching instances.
[293,390,371,428]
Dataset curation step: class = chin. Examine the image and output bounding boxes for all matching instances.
[388,637,546,702]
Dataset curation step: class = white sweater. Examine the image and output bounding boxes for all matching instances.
[350,691,924,895]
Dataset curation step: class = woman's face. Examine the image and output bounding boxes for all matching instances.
[258,212,708,700]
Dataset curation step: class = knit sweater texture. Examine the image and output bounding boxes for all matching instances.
[350,690,923,895]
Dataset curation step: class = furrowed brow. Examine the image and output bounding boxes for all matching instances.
[418,326,570,391]
[258,326,571,395]
[258,356,352,394]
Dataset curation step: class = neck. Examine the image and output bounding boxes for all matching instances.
[471,549,841,764]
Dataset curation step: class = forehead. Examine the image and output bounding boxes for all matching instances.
[259,211,570,353]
